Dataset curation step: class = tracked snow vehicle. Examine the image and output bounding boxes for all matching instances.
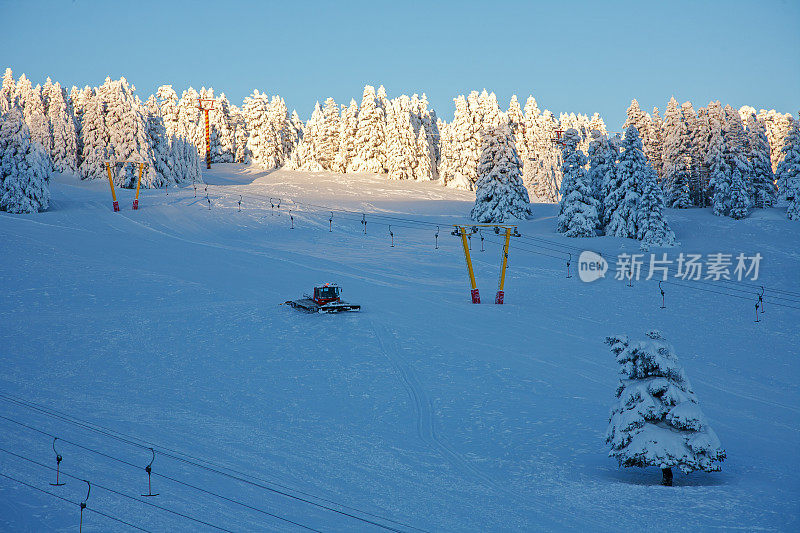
[285,283,361,313]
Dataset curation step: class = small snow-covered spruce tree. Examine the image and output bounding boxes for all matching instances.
[470,125,532,222]
[605,331,726,486]
[0,106,51,213]
[637,166,677,250]
[557,128,599,237]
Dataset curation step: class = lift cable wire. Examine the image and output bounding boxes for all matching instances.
[0,402,425,533]
[0,446,234,532]
[0,471,152,533]
[0,414,326,532]
[195,184,800,303]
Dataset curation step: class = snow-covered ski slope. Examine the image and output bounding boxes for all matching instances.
[1,164,798,532]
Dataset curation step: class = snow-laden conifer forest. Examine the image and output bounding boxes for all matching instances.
[1,68,797,221]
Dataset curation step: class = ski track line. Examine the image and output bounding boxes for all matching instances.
[367,318,594,530]
[369,319,508,492]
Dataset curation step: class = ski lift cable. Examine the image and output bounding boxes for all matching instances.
[188,185,800,304]
[0,446,234,532]
[0,408,426,533]
[0,471,152,533]
[0,414,325,532]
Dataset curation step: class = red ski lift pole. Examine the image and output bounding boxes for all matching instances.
[141,448,159,497]
[49,437,65,486]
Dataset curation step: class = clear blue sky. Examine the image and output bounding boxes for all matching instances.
[2,0,798,128]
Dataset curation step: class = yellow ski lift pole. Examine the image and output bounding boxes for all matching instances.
[105,162,119,212]
[457,226,480,303]
[495,226,512,304]
[133,163,144,210]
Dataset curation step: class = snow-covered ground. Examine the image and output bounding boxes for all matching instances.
[1,164,798,532]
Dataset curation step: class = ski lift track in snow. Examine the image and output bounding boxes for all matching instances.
[186,184,800,311]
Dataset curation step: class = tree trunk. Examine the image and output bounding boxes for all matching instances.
[661,467,673,486]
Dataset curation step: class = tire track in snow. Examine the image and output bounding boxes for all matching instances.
[368,318,522,500]
[368,319,604,530]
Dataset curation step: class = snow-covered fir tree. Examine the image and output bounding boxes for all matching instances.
[746,113,777,208]
[605,126,647,239]
[16,77,52,170]
[713,106,752,219]
[78,85,109,180]
[414,126,435,181]
[775,119,800,208]
[351,85,386,173]
[317,97,340,170]
[557,129,599,237]
[44,80,78,173]
[605,331,726,486]
[637,165,676,249]
[333,99,358,173]
[0,106,51,213]
[243,90,280,169]
[587,129,618,224]
[385,100,416,180]
[470,125,532,222]
[661,98,693,208]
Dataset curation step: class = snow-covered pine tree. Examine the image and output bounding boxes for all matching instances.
[662,99,692,208]
[143,94,172,186]
[78,85,109,180]
[45,81,78,173]
[17,78,53,170]
[680,102,702,204]
[104,78,157,188]
[605,331,726,486]
[623,99,650,152]
[0,106,51,213]
[649,107,664,182]
[442,95,474,189]
[720,106,752,219]
[746,113,777,208]
[350,86,386,174]
[708,127,731,217]
[760,109,794,172]
[317,97,340,170]
[587,129,618,224]
[557,129,599,237]
[470,126,532,222]
[243,90,280,168]
[1,68,15,114]
[332,100,357,173]
[414,126,435,181]
[605,126,647,239]
[637,165,676,249]
[775,119,800,207]
[385,101,416,180]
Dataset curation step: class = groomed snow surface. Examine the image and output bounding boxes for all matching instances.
[1,164,798,532]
